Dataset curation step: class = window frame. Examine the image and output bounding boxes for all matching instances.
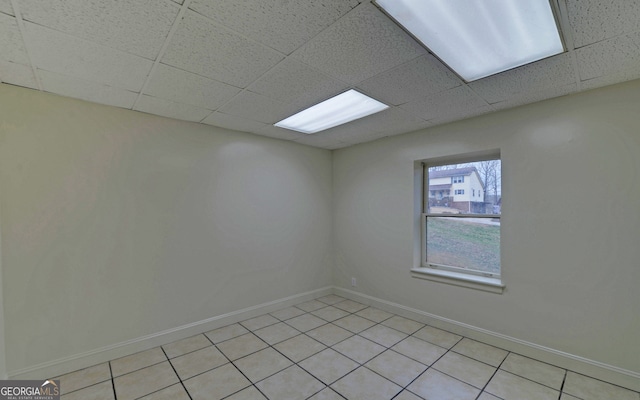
[412,152,504,294]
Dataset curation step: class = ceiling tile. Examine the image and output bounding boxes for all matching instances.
[365,107,432,137]
[428,105,494,127]
[0,0,14,16]
[293,131,351,149]
[468,54,575,104]
[39,69,138,108]
[204,113,302,141]
[283,106,429,148]
[357,55,462,106]
[0,61,37,89]
[0,13,30,65]
[576,32,640,81]
[340,130,403,145]
[203,111,270,133]
[162,10,284,88]
[189,0,358,55]
[400,86,488,121]
[19,0,180,60]
[580,69,640,92]
[247,58,347,108]
[322,106,430,142]
[491,83,578,111]
[252,125,305,141]
[25,22,153,91]
[144,63,241,110]
[291,3,426,84]
[134,95,212,122]
[217,90,292,124]
[566,0,640,48]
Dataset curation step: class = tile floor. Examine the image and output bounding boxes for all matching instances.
[53,295,639,400]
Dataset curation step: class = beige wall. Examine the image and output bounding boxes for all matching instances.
[2,78,639,381]
[333,80,640,374]
[0,84,333,373]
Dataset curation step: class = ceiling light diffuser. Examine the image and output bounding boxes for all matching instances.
[275,89,389,134]
[375,0,565,82]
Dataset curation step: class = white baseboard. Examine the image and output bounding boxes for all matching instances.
[8,286,332,380]
[333,287,640,393]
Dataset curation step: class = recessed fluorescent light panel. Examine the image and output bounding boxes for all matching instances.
[275,89,389,134]
[375,0,564,82]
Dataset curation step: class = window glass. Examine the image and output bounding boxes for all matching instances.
[425,159,501,277]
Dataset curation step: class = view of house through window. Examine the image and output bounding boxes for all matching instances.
[424,159,501,277]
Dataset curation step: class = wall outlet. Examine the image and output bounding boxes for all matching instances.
[351,277,357,287]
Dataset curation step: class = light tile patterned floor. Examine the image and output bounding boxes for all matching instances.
[54,295,640,400]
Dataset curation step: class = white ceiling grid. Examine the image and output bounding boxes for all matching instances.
[1,0,639,149]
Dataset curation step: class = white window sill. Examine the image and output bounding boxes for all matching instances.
[411,267,505,294]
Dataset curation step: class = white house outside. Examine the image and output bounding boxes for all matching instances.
[428,167,487,213]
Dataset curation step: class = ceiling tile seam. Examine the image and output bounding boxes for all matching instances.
[9,0,42,91]
[196,89,277,125]
[14,18,173,63]
[196,92,288,126]
[196,56,292,124]
[185,7,289,58]
[385,105,430,124]
[154,62,244,90]
[198,110,217,125]
[558,0,640,50]
[570,31,640,83]
[270,0,363,57]
[132,0,194,111]
[278,55,353,88]
[354,53,463,88]
[568,51,582,92]
[32,65,140,95]
[462,83,494,110]
[555,0,581,92]
[196,53,355,126]
[217,2,428,105]
[396,107,439,126]
[351,86,393,107]
[243,56,354,98]
[389,78,480,109]
[570,28,640,50]
[287,2,407,84]
[397,77,494,114]
[395,105,428,123]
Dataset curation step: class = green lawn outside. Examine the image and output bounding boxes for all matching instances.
[426,217,500,274]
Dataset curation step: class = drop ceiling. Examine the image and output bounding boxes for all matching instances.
[1,0,639,149]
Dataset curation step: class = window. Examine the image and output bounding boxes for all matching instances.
[452,176,464,183]
[415,156,503,293]
[472,189,475,197]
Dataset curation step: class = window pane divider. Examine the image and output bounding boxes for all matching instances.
[425,213,500,218]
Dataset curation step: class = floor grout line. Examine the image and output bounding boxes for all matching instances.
[108,362,118,400]
[159,346,193,400]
